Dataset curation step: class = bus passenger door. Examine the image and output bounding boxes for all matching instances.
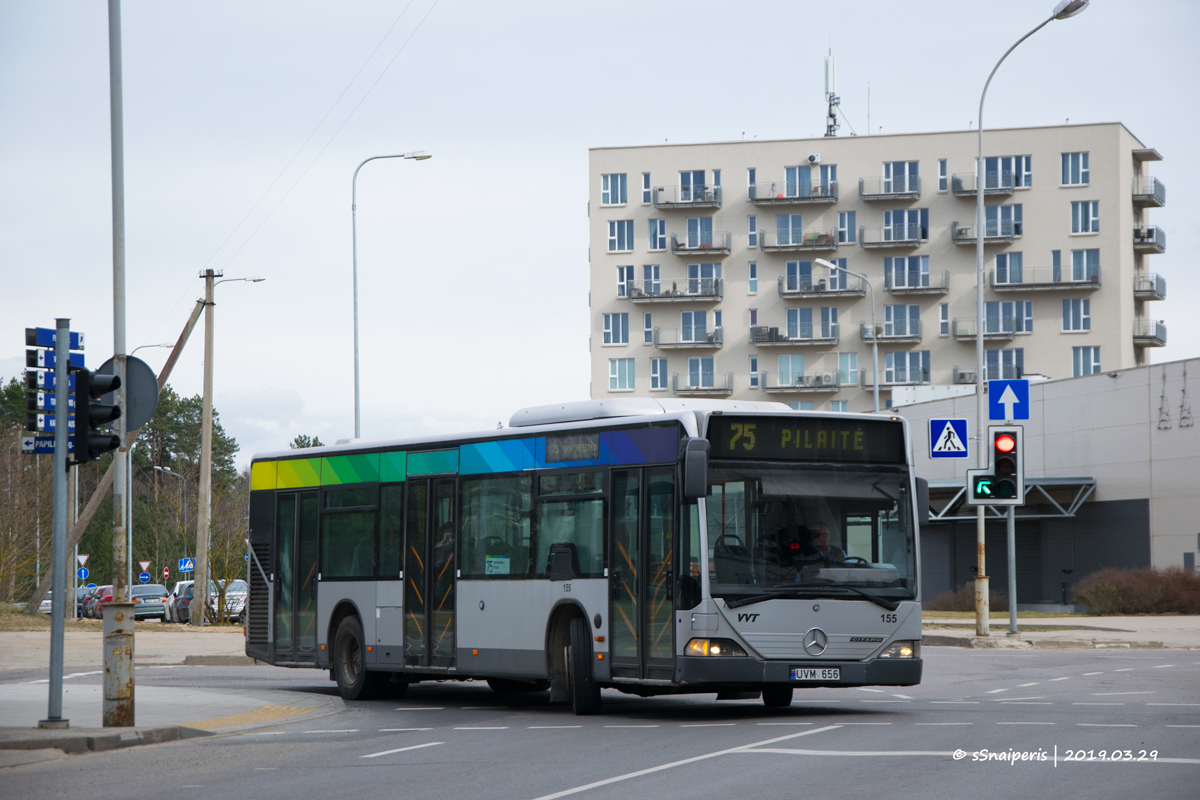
[610,467,676,681]
[404,478,457,668]
[274,491,318,664]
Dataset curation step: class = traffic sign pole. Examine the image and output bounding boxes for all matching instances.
[41,318,71,730]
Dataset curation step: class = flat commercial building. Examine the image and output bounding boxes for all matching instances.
[588,123,1167,411]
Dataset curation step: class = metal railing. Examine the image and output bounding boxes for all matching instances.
[750,323,839,346]
[628,277,722,301]
[860,319,922,342]
[670,231,732,254]
[859,175,921,199]
[952,317,1020,339]
[860,368,929,387]
[672,372,733,395]
[653,326,724,348]
[653,185,722,208]
[990,265,1100,290]
[1133,226,1166,253]
[1133,319,1167,347]
[760,369,844,392]
[951,171,1015,196]
[860,224,924,248]
[885,270,949,294]
[759,227,839,251]
[749,180,838,204]
[776,274,866,297]
[1133,272,1166,301]
[1132,177,1166,208]
[951,220,1019,244]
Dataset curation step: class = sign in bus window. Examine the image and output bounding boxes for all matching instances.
[545,432,600,463]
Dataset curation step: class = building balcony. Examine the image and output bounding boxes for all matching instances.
[1133,319,1167,348]
[670,231,731,256]
[627,279,722,303]
[750,324,839,347]
[760,369,844,393]
[1133,272,1166,301]
[990,265,1100,292]
[952,318,1020,341]
[885,270,949,295]
[951,171,1016,197]
[859,224,924,249]
[860,368,929,390]
[1133,226,1166,254]
[653,326,723,349]
[860,320,922,344]
[672,372,733,396]
[952,366,978,385]
[653,185,722,209]
[777,274,866,299]
[759,227,839,253]
[1132,177,1166,208]
[749,180,838,206]
[859,175,921,201]
[951,221,1019,245]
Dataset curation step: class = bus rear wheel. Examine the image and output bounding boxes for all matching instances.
[569,616,601,715]
[333,616,388,701]
[762,686,793,708]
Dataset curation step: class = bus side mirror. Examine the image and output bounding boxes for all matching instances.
[915,477,930,525]
[682,438,710,500]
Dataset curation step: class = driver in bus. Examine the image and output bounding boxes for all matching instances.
[807,522,845,563]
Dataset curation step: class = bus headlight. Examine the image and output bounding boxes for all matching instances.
[878,641,919,659]
[685,638,748,657]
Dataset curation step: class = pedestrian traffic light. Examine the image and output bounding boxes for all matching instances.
[73,367,121,464]
[990,426,1023,504]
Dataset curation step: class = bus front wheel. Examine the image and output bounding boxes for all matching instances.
[569,616,601,715]
[333,616,388,701]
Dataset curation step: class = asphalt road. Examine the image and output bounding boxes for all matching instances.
[4,648,1198,799]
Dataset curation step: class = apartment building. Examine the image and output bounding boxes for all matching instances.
[587,123,1167,411]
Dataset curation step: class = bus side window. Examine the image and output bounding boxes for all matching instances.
[459,475,532,578]
[378,484,403,578]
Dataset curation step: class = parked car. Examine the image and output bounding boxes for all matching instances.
[212,579,248,623]
[131,584,169,621]
[74,586,89,617]
[166,580,193,623]
[92,585,115,618]
[82,586,101,618]
[176,582,196,624]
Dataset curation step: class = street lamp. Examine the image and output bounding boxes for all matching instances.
[154,466,187,563]
[351,151,432,439]
[972,0,1088,637]
[814,258,879,414]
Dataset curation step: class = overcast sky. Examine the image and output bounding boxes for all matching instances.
[2,0,1196,468]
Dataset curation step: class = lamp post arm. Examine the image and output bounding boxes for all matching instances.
[813,258,879,413]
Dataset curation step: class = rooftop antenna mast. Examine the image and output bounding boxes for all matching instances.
[824,50,840,137]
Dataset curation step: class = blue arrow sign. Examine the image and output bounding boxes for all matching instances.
[76,567,89,580]
[989,379,1030,421]
[178,557,195,572]
[27,327,84,351]
[929,418,969,459]
[27,371,75,391]
[139,572,150,584]
[26,349,85,370]
[21,435,74,455]
[29,391,75,412]
[30,414,75,433]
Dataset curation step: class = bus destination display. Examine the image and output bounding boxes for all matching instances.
[708,417,906,464]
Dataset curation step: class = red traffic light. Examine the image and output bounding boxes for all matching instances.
[994,434,1016,453]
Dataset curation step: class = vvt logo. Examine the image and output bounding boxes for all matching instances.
[737,613,760,623]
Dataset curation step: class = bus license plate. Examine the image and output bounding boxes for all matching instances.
[791,668,840,681]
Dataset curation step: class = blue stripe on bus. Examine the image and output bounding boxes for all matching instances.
[534,432,612,469]
[610,427,678,465]
[460,439,536,475]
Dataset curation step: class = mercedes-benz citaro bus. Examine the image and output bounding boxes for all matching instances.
[245,399,927,714]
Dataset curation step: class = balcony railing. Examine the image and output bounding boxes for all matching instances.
[1133,272,1167,301]
[1133,319,1167,347]
[759,227,839,252]
[653,326,724,349]
[760,369,844,393]
[750,323,839,347]
[860,368,929,389]
[885,270,950,295]
[653,185,722,209]
[990,265,1100,291]
[951,171,1015,197]
[951,220,1018,245]
[776,274,866,298]
[749,180,838,205]
[860,224,924,249]
[670,231,732,255]
[672,372,733,396]
[1133,226,1166,254]
[628,278,723,303]
[1132,177,1166,208]
[952,317,1020,340]
[952,366,977,385]
[859,175,921,200]
[860,320,922,343]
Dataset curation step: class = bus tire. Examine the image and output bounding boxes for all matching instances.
[569,616,601,715]
[762,686,793,708]
[487,678,551,694]
[333,615,388,701]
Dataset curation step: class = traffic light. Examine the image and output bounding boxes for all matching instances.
[73,368,121,464]
[990,426,1023,503]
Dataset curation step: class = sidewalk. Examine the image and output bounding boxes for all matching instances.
[922,615,1200,650]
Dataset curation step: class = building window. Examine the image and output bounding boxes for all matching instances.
[1063,298,1090,332]
[1073,346,1100,377]
[1071,201,1099,234]
[827,258,848,290]
[608,220,634,252]
[884,304,921,337]
[687,263,720,294]
[778,354,805,385]
[749,356,759,388]
[747,167,756,188]
[986,155,1032,188]
[839,352,858,385]
[831,400,849,413]
[650,357,668,389]
[1061,152,1089,186]
[985,348,1024,381]
[686,216,714,248]
[995,252,1023,285]
[787,307,813,340]
[687,357,715,388]
[884,160,919,194]
[785,165,812,198]
[642,172,651,204]
[642,264,660,295]
[985,204,1022,237]
[938,159,947,192]
[748,261,757,294]
[838,211,856,243]
[883,208,928,241]
[885,255,930,289]
[820,307,838,339]
[885,351,930,383]
[820,164,837,193]
[775,213,803,245]
[648,219,666,251]
[985,300,1033,333]
[748,308,758,327]
[601,174,627,206]
[643,312,653,343]
[617,266,634,297]
[748,215,758,248]
[785,260,811,292]
[1069,249,1100,281]
[939,303,949,336]
[603,313,629,344]
[681,310,708,342]
[609,358,635,390]
[680,170,706,201]
[713,169,721,188]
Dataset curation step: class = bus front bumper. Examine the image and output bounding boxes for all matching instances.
[676,655,922,688]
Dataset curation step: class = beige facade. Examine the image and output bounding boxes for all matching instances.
[588,123,1167,411]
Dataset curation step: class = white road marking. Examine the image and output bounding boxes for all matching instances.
[1082,672,1104,676]
[1151,665,1175,668]
[379,728,432,732]
[528,726,841,800]
[892,694,914,699]
[1001,702,1052,705]
[915,723,972,726]
[62,671,103,679]
[840,722,892,725]
[989,697,1045,702]
[1166,725,1200,728]
[931,701,978,704]
[1073,703,1123,706]
[453,727,508,730]
[251,732,286,736]
[985,688,1009,694]
[856,687,885,693]
[681,723,736,727]
[996,722,1054,725]
[1049,677,1072,681]
[1077,723,1136,727]
[756,722,814,726]
[744,748,954,757]
[603,725,659,728]
[302,730,358,734]
[529,726,582,729]
[861,700,909,703]
[396,707,444,711]
[1113,668,1137,672]
[1017,682,1040,687]
[1092,692,1154,696]
[1148,703,1200,707]
[361,741,444,759]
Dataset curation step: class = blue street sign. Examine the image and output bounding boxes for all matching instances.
[76,567,89,580]
[27,371,75,391]
[26,349,85,370]
[245,553,250,562]
[989,379,1030,421]
[29,391,75,412]
[139,572,150,584]
[20,435,74,455]
[30,414,75,433]
[27,327,84,351]
[929,419,969,459]
[178,557,195,572]
[86,583,96,589]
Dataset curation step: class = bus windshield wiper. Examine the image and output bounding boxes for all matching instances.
[723,585,901,611]
[832,584,900,611]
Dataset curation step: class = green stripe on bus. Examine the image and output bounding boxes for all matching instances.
[380,451,406,482]
[322,453,380,485]
[276,457,321,488]
[407,449,458,476]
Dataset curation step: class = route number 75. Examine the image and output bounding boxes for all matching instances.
[729,423,756,452]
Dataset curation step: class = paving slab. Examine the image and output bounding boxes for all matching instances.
[922,615,1200,649]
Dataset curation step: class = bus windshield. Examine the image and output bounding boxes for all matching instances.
[705,462,916,600]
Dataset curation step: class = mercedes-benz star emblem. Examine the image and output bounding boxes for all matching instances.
[803,627,829,656]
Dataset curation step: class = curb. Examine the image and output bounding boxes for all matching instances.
[922,635,1168,650]
[0,724,211,755]
[181,655,261,666]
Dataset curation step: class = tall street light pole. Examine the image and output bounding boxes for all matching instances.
[352,151,431,438]
[972,0,1089,638]
[814,258,879,413]
[193,272,264,628]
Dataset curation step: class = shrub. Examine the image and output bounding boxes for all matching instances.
[925,583,1008,613]
[1071,567,1200,615]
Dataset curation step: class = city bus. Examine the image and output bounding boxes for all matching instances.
[245,398,927,714]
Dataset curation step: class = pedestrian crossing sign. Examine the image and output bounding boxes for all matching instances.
[929,419,969,459]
